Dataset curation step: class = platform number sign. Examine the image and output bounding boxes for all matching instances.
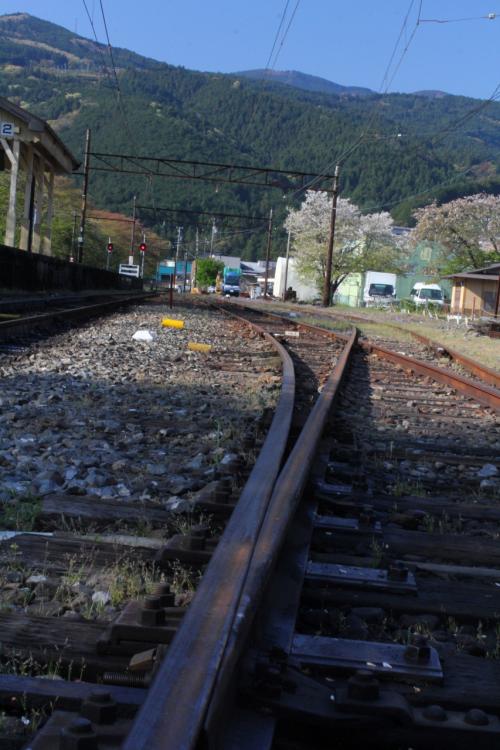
[0,122,14,137]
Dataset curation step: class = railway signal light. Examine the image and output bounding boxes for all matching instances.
[139,242,147,253]
[107,242,113,253]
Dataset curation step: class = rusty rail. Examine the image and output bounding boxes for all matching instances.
[0,292,156,340]
[204,327,358,745]
[247,302,500,389]
[123,313,296,750]
[231,301,500,411]
[361,340,500,413]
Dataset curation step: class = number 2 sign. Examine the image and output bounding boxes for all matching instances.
[0,122,14,137]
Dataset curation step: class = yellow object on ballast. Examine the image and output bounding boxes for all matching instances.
[187,342,212,353]
[161,318,184,329]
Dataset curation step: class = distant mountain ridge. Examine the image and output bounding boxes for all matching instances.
[1,11,500,258]
[234,69,452,100]
[234,69,375,97]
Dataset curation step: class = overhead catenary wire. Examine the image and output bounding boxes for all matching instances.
[239,0,302,143]
[97,0,139,151]
[80,0,115,83]
[290,0,423,198]
[291,1,500,213]
[419,12,498,24]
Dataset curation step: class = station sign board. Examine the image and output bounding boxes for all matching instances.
[119,263,140,278]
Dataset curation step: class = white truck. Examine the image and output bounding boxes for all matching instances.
[363,272,397,307]
[409,282,444,306]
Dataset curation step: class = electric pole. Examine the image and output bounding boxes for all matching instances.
[282,228,291,301]
[264,208,273,299]
[78,128,91,263]
[175,226,182,289]
[322,164,340,307]
[140,233,146,278]
[129,195,137,265]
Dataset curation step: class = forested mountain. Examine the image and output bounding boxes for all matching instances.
[234,69,374,97]
[2,12,500,261]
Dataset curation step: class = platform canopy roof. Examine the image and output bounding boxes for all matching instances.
[0,96,79,173]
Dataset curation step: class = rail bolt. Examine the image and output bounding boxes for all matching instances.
[59,717,98,750]
[404,635,430,664]
[140,596,166,626]
[153,583,175,607]
[422,704,447,722]
[347,670,380,701]
[387,562,409,581]
[464,708,489,726]
[81,690,117,724]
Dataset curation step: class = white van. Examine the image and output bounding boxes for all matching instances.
[363,271,397,306]
[410,283,444,306]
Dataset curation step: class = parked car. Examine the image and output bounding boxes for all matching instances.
[410,283,444,306]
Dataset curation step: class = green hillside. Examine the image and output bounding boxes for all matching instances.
[2,13,500,260]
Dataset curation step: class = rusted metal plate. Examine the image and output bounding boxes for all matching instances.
[291,634,443,682]
[0,674,145,712]
[98,600,182,655]
[314,478,353,495]
[305,562,417,593]
[313,514,382,535]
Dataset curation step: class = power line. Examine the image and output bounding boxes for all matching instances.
[98,0,138,150]
[80,0,115,83]
[419,12,498,24]
[240,0,302,143]
[359,163,481,215]
[269,0,302,70]
[264,0,291,69]
[289,1,423,199]
[321,1,422,179]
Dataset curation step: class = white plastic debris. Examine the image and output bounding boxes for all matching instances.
[132,330,154,342]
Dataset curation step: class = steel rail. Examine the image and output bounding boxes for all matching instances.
[231,301,500,410]
[204,328,358,746]
[0,293,155,340]
[123,314,296,750]
[361,340,500,412]
[290,304,499,389]
[396,329,500,389]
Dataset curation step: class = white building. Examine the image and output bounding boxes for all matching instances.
[274,257,319,302]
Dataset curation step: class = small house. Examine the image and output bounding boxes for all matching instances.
[446,264,500,316]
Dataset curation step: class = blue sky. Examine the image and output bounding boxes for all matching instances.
[3,1,500,99]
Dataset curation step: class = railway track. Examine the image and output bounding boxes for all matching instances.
[251,302,499,390]
[0,291,155,351]
[1,299,498,748]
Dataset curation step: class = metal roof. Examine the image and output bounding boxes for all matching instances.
[445,263,500,281]
[0,96,80,171]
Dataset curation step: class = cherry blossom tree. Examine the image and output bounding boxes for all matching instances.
[413,194,500,273]
[284,191,403,298]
